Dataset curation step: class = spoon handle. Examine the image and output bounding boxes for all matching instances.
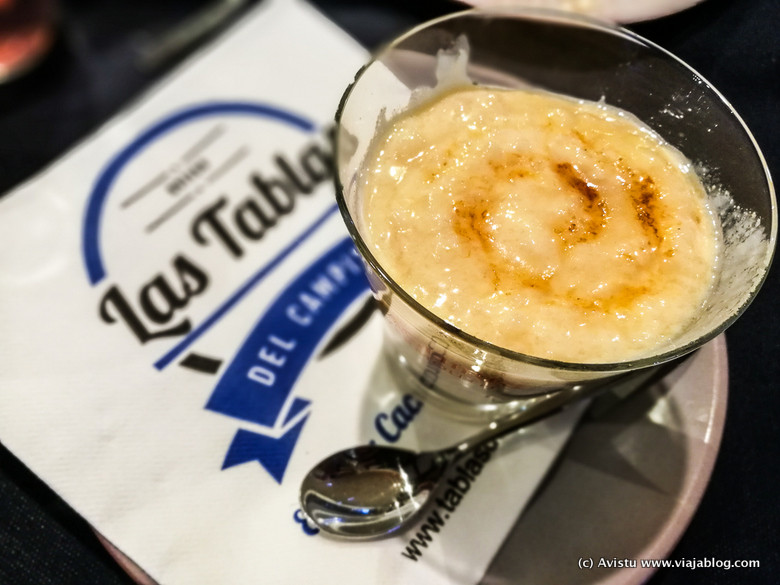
[447,368,657,458]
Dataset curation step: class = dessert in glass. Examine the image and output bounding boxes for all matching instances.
[334,7,776,420]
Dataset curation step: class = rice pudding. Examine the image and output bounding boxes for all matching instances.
[362,86,720,363]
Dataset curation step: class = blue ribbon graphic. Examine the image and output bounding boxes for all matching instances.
[209,237,370,483]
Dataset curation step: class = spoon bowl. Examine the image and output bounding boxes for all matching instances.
[300,446,449,539]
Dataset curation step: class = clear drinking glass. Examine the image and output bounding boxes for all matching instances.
[334,7,777,420]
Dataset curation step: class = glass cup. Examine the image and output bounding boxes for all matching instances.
[334,7,777,421]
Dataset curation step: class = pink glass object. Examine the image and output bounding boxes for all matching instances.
[0,0,57,82]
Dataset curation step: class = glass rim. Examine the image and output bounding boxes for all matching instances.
[333,6,778,373]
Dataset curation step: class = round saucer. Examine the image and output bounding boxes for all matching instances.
[98,336,727,585]
[482,335,727,584]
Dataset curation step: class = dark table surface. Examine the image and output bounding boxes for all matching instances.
[0,1,777,583]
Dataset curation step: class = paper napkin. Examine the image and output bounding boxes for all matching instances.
[0,1,585,583]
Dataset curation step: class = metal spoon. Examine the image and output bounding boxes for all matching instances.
[299,370,653,540]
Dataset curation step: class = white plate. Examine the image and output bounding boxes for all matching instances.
[98,335,727,585]
[459,0,707,23]
[483,335,727,584]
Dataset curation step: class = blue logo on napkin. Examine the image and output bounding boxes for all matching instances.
[79,98,370,484]
[209,237,370,483]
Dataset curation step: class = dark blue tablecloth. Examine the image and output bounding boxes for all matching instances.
[0,1,777,583]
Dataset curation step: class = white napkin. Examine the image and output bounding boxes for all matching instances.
[0,1,585,583]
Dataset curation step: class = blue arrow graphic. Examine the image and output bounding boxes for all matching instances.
[222,411,310,484]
